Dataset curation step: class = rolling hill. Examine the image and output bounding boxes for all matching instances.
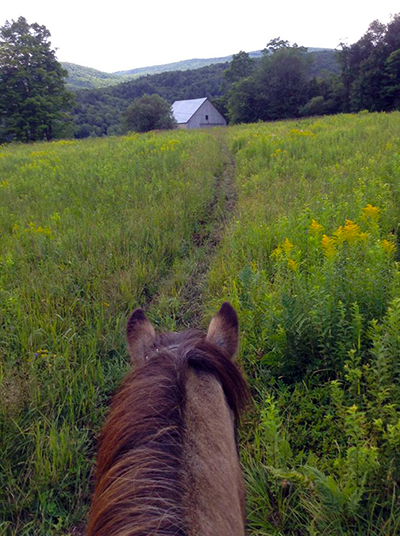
[62,48,339,90]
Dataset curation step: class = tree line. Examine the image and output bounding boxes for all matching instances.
[0,14,399,142]
[72,50,341,137]
[222,15,400,124]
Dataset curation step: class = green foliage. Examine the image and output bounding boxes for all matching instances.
[3,112,400,535]
[122,93,176,133]
[61,14,400,138]
[61,62,135,89]
[227,41,313,124]
[225,14,399,125]
[62,48,339,91]
[223,51,255,84]
[72,62,228,138]
[0,129,225,533]
[69,49,339,139]
[262,37,292,54]
[207,112,400,534]
[339,14,400,112]
[299,95,327,116]
[0,17,74,143]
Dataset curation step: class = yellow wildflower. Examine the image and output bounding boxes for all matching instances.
[281,238,294,256]
[321,234,337,258]
[271,148,282,158]
[309,219,324,234]
[29,150,47,158]
[290,128,314,137]
[35,348,49,357]
[334,220,361,244]
[35,226,52,235]
[271,245,283,259]
[362,204,380,222]
[272,238,295,260]
[26,222,52,236]
[52,140,75,146]
[380,239,396,255]
[287,258,298,271]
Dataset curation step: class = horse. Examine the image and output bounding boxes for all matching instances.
[87,302,250,536]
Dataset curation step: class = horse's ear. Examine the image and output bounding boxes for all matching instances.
[206,302,239,360]
[126,309,156,365]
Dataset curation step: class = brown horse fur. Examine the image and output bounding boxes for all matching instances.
[87,303,250,536]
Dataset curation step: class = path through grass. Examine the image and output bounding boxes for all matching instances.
[2,113,400,535]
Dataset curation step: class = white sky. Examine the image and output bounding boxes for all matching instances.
[2,1,399,73]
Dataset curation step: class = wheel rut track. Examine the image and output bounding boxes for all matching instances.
[153,129,237,329]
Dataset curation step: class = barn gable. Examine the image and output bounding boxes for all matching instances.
[172,98,226,129]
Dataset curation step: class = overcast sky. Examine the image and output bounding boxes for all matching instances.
[2,1,399,73]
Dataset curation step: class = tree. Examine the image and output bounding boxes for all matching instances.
[0,17,73,142]
[262,37,291,55]
[223,51,255,84]
[338,14,400,113]
[259,44,311,119]
[227,77,266,124]
[123,94,176,133]
[384,49,400,109]
[227,40,311,124]
[299,95,327,116]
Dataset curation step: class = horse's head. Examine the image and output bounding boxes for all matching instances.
[88,303,249,536]
[125,302,248,424]
[126,301,239,365]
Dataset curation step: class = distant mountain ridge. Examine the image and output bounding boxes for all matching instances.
[61,62,134,89]
[112,51,263,77]
[62,48,338,90]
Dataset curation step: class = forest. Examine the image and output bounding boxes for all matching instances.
[71,48,342,138]
[70,14,399,139]
[71,63,229,137]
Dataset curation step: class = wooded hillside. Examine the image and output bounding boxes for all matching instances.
[71,49,340,138]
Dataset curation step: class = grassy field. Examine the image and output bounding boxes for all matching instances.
[0,130,228,534]
[208,112,400,535]
[1,112,400,535]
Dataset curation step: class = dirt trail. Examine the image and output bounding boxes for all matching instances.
[175,130,236,327]
[155,129,237,329]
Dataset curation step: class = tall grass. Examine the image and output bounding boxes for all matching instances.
[2,112,400,535]
[0,130,225,534]
[207,112,400,534]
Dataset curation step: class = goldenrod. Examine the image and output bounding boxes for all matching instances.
[321,234,337,258]
[309,219,324,234]
[362,204,380,222]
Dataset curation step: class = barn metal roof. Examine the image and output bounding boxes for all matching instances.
[171,97,208,124]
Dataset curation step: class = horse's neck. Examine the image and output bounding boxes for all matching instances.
[183,370,246,536]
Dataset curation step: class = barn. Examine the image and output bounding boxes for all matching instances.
[171,97,227,129]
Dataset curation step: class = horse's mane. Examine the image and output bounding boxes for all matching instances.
[87,330,250,536]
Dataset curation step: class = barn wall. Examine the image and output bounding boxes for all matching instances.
[187,100,226,129]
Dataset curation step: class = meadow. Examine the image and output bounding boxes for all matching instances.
[1,112,400,535]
